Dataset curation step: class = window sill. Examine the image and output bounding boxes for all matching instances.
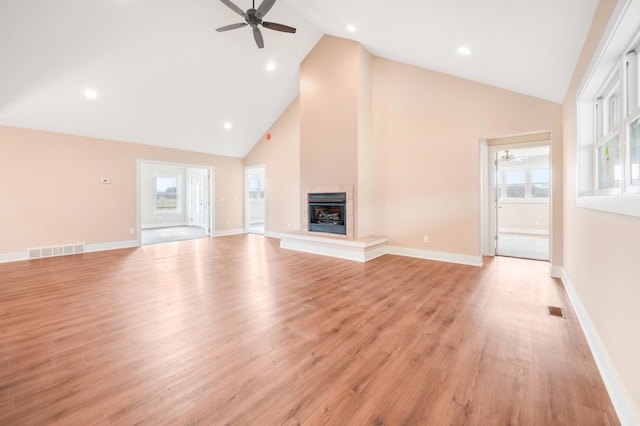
[577,194,640,217]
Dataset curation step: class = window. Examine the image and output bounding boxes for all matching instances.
[577,0,640,216]
[248,178,264,199]
[630,117,640,184]
[498,167,550,200]
[532,168,550,198]
[155,175,181,213]
[505,170,526,198]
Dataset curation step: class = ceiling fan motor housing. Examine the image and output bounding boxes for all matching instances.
[247,9,262,27]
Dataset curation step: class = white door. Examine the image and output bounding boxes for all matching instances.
[190,173,206,229]
[245,166,266,234]
[492,145,550,260]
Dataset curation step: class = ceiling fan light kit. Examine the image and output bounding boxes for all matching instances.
[216,0,296,49]
[501,150,516,161]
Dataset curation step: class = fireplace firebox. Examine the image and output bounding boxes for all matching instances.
[308,192,346,235]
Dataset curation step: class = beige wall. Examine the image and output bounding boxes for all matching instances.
[244,98,301,234]
[299,36,360,192]
[371,57,563,259]
[356,44,376,238]
[0,125,244,254]
[498,203,550,233]
[563,0,640,420]
[246,36,563,264]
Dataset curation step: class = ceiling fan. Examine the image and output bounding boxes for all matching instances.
[500,150,521,162]
[215,0,296,49]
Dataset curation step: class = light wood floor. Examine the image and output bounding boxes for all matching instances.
[0,235,618,425]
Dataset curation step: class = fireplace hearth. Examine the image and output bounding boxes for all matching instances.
[308,192,346,235]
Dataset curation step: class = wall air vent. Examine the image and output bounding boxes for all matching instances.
[27,243,86,260]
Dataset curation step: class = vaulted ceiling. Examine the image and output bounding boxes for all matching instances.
[0,0,599,158]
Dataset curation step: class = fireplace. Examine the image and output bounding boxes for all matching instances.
[308,192,346,235]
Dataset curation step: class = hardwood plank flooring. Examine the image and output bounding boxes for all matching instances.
[0,234,619,425]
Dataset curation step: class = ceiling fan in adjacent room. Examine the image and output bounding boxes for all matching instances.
[500,150,523,162]
[215,0,296,49]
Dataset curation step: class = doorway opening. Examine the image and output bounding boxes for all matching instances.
[245,166,266,235]
[137,160,214,245]
[481,135,551,262]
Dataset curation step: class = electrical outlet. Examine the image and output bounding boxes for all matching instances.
[423,236,429,243]
[129,228,135,235]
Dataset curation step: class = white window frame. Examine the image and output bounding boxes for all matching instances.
[498,166,550,203]
[248,177,265,200]
[154,173,182,215]
[576,0,640,217]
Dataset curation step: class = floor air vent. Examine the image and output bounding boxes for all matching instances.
[547,305,565,318]
[28,243,85,259]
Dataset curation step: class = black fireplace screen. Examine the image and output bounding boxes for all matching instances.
[308,192,346,235]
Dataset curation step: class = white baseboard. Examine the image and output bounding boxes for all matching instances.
[141,222,189,229]
[0,239,140,263]
[549,265,563,278]
[386,246,483,267]
[0,251,29,263]
[269,232,482,267]
[85,240,139,253]
[264,230,287,239]
[499,227,549,236]
[212,228,245,237]
[0,231,250,264]
[559,267,638,426]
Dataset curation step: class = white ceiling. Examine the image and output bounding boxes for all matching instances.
[0,0,598,158]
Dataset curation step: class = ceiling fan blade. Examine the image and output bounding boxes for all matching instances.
[219,0,247,18]
[253,27,264,49]
[215,22,248,32]
[262,21,296,33]
[256,0,276,18]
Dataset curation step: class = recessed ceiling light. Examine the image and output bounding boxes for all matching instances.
[266,61,276,72]
[224,122,232,130]
[84,88,97,99]
[346,24,357,33]
[457,46,472,56]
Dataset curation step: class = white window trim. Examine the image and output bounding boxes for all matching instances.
[498,166,550,201]
[154,173,182,215]
[576,0,640,217]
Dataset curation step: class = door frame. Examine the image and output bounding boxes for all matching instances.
[244,165,266,235]
[188,171,207,228]
[480,134,552,258]
[136,159,215,245]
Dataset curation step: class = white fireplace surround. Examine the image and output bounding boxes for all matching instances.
[279,183,482,265]
[277,184,388,262]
